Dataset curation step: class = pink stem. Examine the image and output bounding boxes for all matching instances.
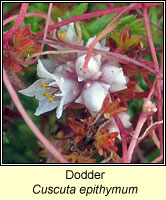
[3,12,54,26]
[151,155,163,163]
[30,3,53,65]
[83,3,137,73]
[126,112,147,163]
[33,3,163,40]
[3,3,29,46]
[113,115,128,162]
[142,46,163,55]
[42,39,162,76]
[5,4,21,19]
[142,4,163,155]
[3,67,69,163]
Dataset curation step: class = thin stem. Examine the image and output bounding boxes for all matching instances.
[43,39,162,77]
[142,4,163,155]
[33,3,163,40]
[3,3,29,45]
[30,3,53,65]
[113,115,128,162]
[29,49,81,59]
[151,155,163,163]
[126,112,147,163]
[3,67,69,163]
[83,3,137,73]
[3,12,54,26]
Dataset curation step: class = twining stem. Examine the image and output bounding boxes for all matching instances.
[33,3,162,40]
[83,3,137,73]
[3,3,29,46]
[3,67,69,163]
[142,4,163,155]
[113,115,128,162]
[151,155,163,163]
[29,3,53,65]
[43,39,162,76]
[126,112,147,163]
[29,50,81,59]
[3,12,54,26]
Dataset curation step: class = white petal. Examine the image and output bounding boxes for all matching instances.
[37,59,57,80]
[56,97,65,119]
[58,18,68,32]
[34,100,59,116]
[118,112,132,128]
[86,36,110,51]
[82,81,110,113]
[100,65,128,92]
[65,23,78,44]
[40,58,58,73]
[62,78,80,104]
[19,79,44,97]
[75,94,84,104]
[75,55,101,81]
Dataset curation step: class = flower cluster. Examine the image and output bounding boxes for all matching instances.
[20,22,129,120]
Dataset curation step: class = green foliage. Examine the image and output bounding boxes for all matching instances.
[87,3,107,12]
[64,3,88,19]
[128,99,144,119]
[3,119,40,163]
[117,15,145,36]
[149,6,163,46]
[146,148,160,163]
[135,74,148,90]
[24,3,48,32]
[3,132,9,144]
[82,13,116,41]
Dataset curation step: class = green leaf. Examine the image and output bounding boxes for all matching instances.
[64,3,88,19]
[135,74,148,90]
[149,6,163,47]
[116,15,136,31]
[130,19,145,35]
[3,132,9,144]
[146,148,160,163]
[82,13,116,41]
[128,99,144,119]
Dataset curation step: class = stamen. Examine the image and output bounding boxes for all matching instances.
[50,92,55,97]
[45,86,51,90]
[58,30,66,40]
[40,82,46,88]
[43,92,48,97]
[48,97,54,102]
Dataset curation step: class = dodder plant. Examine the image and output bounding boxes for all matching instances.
[3,3,163,163]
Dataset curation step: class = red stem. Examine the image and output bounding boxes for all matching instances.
[3,12,54,26]
[151,155,163,163]
[43,39,162,77]
[3,67,69,163]
[142,4,163,155]
[30,3,53,66]
[83,3,137,73]
[5,3,21,19]
[33,3,163,40]
[3,3,29,46]
[126,112,147,163]
[113,115,128,162]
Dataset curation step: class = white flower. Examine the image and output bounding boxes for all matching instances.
[73,37,128,115]
[75,81,110,115]
[20,35,129,119]
[19,60,79,119]
[100,61,128,92]
[48,18,78,51]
